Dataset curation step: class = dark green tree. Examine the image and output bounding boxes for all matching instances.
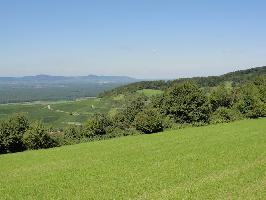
[209,84,233,111]
[111,94,147,129]
[164,82,211,124]
[134,108,163,134]
[0,114,29,154]
[210,107,243,124]
[253,76,266,103]
[63,125,83,144]
[150,94,165,114]
[84,114,111,137]
[23,121,57,150]
[234,83,266,118]
[123,94,147,122]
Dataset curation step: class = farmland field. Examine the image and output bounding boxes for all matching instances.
[0,97,121,128]
[0,89,163,128]
[0,118,265,199]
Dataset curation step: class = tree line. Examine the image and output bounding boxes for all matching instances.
[101,66,266,96]
[1,75,265,154]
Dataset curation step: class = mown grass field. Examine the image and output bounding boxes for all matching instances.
[0,97,119,128]
[0,118,265,199]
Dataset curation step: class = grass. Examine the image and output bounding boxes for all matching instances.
[0,118,265,199]
[0,97,119,128]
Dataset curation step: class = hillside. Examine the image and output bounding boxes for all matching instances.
[102,66,266,96]
[0,75,137,104]
[1,65,265,129]
[0,118,265,199]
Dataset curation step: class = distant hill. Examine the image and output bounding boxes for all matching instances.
[0,75,137,104]
[177,65,266,87]
[101,66,266,96]
[0,74,136,83]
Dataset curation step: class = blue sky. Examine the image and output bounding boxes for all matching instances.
[1,0,266,78]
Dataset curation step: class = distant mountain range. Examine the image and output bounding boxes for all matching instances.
[0,74,137,83]
[0,75,138,104]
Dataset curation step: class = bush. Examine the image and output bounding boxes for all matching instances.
[99,127,141,139]
[110,111,131,130]
[254,76,266,103]
[234,83,266,118]
[0,114,29,154]
[23,121,58,150]
[150,94,165,114]
[164,82,211,124]
[209,84,233,111]
[162,116,175,129]
[122,94,147,123]
[0,121,9,153]
[63,125,83,144]
[84,114,112,137]
[134,108,163,134]
[210,107,243,124]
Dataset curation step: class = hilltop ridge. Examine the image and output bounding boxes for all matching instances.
[101,66,266,96]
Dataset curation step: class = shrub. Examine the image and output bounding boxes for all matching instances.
[134,108,163,134]
[115,128,140,136]
[0,121,9,153]
[150,94,165,114]
[23,121,58,150]
[110,111,131,130]
[210,107,243,124]
[254,76,266,103]
[63,125,83,144]
[209,84,233,111]
[48,131,64,146]
[234,83,266,118]
[84,114,112,137]
[100,127,141,139]
[164,82,211,124]
[162,116,175,129]
[0,114,29,154]
[109,94,147,130]
[122,94,147,123]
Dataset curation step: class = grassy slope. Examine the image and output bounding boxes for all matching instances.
[0,119,266,199]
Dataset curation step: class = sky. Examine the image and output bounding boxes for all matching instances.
[0,0,266,79]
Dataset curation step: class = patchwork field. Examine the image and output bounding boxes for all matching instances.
[0,97,120,128]
[0,89,163,129]
[0,118,265,199]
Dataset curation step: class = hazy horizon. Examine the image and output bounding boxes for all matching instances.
[0,65,264,80]
[1,0,266,79]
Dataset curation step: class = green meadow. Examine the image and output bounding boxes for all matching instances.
[0,118,265,199]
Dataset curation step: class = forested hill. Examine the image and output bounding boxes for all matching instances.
[101,66,266,96]
[186,65,266,87]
